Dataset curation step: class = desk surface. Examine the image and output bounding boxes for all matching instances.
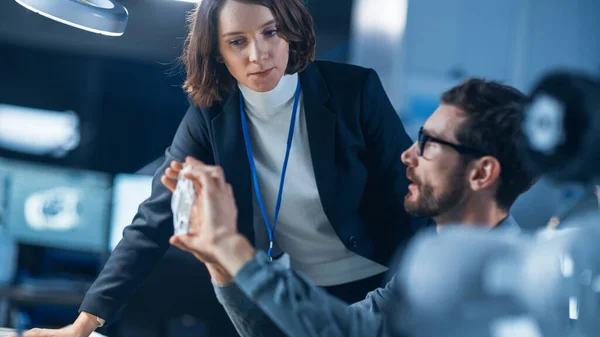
[0,328,106,337]
[0,328,14,337]
[0,286,84,307]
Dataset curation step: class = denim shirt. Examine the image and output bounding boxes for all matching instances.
[213,216,520,337]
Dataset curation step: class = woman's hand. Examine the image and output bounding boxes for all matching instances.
[10,312,100,337]
[160,159,185,193]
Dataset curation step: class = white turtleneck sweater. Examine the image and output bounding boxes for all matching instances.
[238,73,388,286]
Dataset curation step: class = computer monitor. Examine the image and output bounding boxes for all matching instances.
[109,173,153,252]
[0,158,112,253]
[0,168,8,235]
[0,235,17,285]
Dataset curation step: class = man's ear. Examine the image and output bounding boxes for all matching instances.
[468,156,501,192]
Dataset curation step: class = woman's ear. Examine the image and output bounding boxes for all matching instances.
[216,55,224,63]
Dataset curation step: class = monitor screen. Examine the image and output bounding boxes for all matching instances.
[0,158,111,253]
[109,173,153,251]
[0,168,8,235]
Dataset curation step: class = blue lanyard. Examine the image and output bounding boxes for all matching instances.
[239,77,301,261]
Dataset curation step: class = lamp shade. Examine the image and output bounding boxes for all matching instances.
[14,0,128,36]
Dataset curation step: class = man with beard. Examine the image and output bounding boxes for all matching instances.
[167,78,537,337]
[401,79,531,233]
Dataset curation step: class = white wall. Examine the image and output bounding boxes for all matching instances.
[349,0,600,125]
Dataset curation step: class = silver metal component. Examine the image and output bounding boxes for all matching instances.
[171,166,196,236]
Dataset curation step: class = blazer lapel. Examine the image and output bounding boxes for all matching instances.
[300,64,338,230]
[210,89,255,243]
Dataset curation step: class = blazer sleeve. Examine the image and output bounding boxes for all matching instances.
[79,105,215,322]
[359,69,423,244]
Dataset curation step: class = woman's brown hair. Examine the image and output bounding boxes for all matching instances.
[181,0,316,108]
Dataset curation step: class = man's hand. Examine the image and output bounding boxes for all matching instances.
[162,157,253,279]
[168,158,239,264]
[161,157,238,283]
[205,263,234,285]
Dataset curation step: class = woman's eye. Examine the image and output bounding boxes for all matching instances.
[264,29,278,37]
[229,39,245,46]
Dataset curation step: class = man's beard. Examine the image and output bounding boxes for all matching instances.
[404,169,467,218]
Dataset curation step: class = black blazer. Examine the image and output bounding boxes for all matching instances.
[81,61,419,321]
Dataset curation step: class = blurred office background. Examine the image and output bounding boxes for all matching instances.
[0,0,598,336]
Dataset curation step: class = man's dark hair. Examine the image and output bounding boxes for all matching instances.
[441,78,536,209]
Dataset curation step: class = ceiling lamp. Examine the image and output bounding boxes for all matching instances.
[14,0,128,36]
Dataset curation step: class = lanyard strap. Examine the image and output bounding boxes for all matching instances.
[239,77,301,261]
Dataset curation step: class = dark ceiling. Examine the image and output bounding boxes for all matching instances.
[0,0,355,62]
[0,0,355,174]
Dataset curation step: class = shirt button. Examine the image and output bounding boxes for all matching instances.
[347,236,357,247]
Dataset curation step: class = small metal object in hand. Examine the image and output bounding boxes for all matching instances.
[171,166,196,236]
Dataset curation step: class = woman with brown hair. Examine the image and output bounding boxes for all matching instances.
[19,1,419,336]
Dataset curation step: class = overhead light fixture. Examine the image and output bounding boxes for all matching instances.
[14,0,129,36]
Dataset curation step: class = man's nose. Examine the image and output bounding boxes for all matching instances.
[401,142,418,167]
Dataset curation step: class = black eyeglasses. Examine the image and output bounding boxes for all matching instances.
[418,127,486,158]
